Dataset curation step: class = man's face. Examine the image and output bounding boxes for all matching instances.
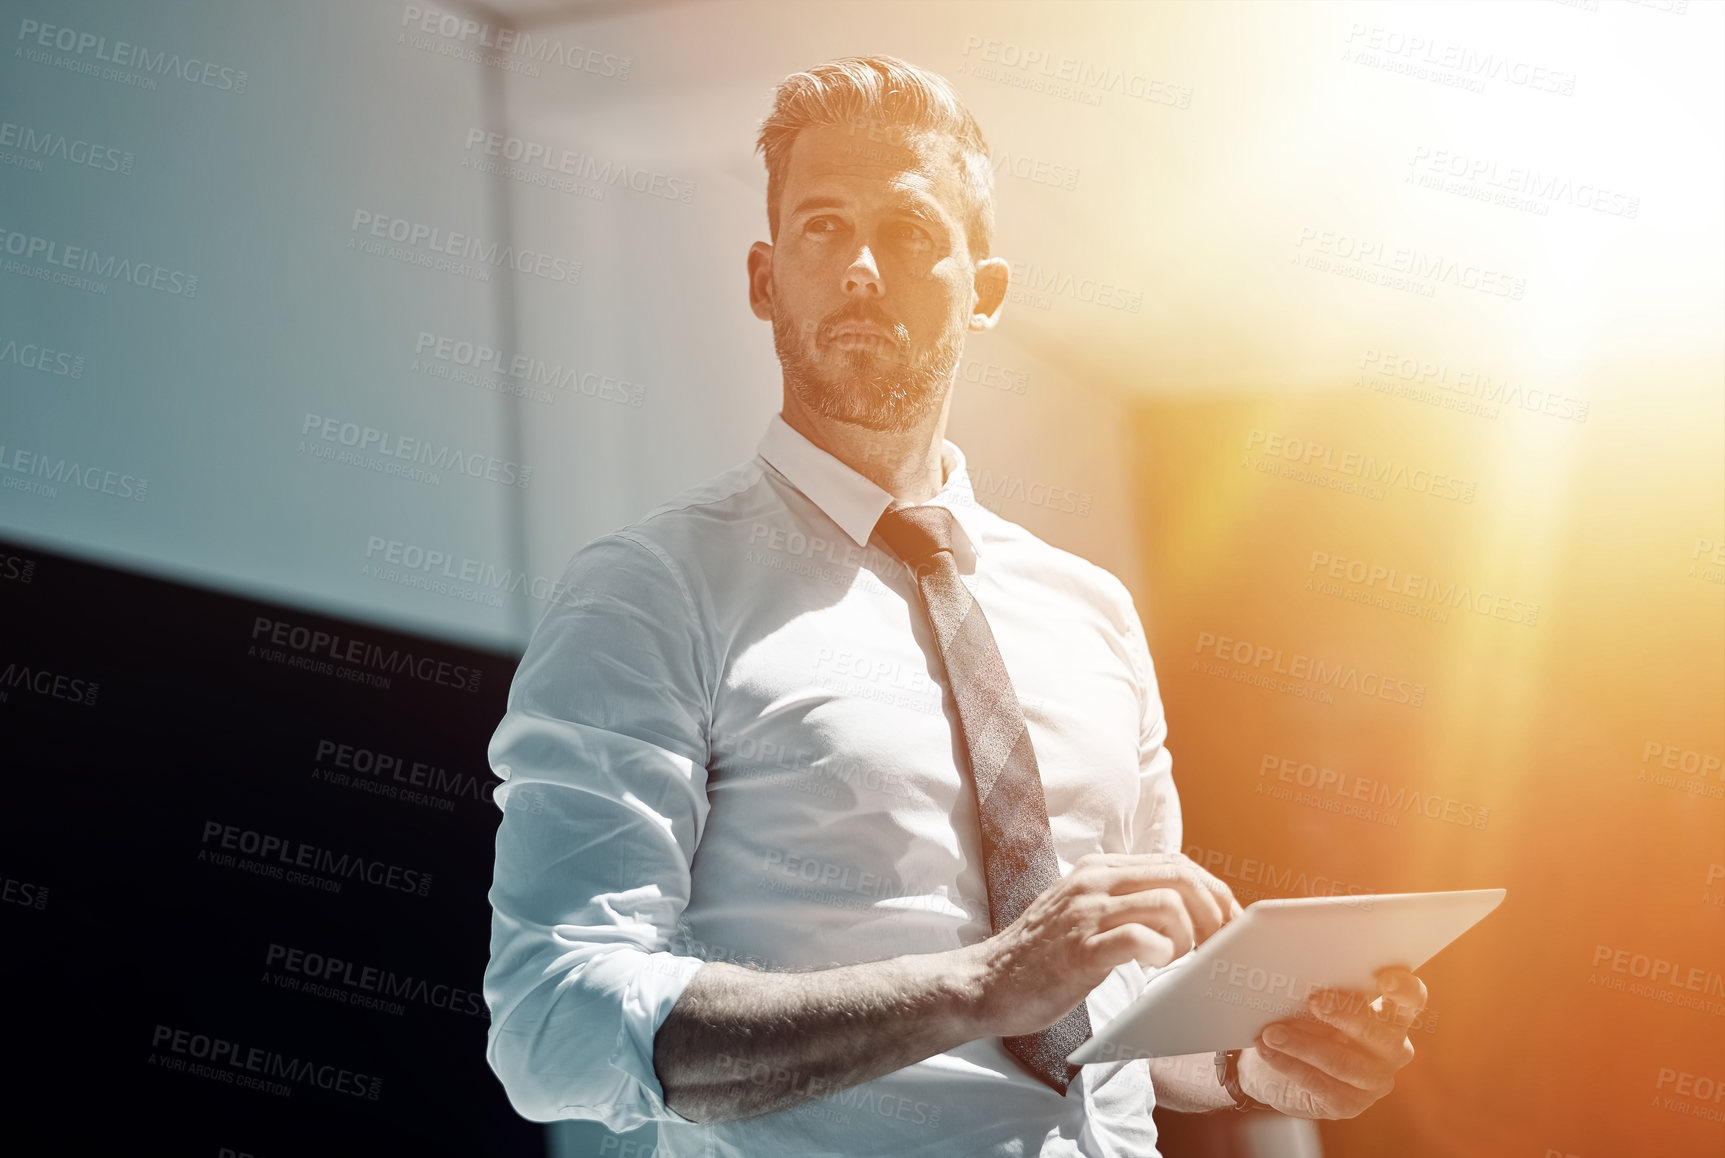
[755,122,984,433]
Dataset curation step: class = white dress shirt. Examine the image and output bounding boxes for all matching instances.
[483,414,1186,1156]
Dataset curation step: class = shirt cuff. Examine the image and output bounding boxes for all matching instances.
[608,949,709,1122]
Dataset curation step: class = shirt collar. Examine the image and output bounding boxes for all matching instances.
[756,413,986,565]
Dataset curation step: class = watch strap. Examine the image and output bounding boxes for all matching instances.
[1214,1048,1271,1112]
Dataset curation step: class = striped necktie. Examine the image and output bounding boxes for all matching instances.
[875,504,1091,1095]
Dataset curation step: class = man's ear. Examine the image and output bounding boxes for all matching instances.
[969,256,1009,331]
[748,241,775,321]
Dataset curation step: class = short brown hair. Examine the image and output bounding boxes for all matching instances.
[756,55,995,260]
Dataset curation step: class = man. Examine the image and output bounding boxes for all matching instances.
[483,55,1426,1156]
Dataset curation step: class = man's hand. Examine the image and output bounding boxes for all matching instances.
[654,852,1240,1124]
[1237,966,1427,1119]
[963,852,1242,1040]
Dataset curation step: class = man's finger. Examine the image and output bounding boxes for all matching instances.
[1098,887,1199,958]
[1247,1042,1376,1119]
[1376,966,1427,1020]
[1175,854,1243,918]
[1306,989,1418,1062]
[1078,863,1227,943]
[1085,921,1178,972]
[1256,1021,1391,1093]
[1073,853,1236,909]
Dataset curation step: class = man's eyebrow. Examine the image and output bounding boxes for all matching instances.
[789,196,848,217]
[788,193,949,227]
[891,197,945,226]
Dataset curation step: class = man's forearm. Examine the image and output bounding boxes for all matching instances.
[653,945,990,1124]
[1148,1052,1237,1112]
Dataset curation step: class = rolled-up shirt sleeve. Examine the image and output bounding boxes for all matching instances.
[483,532,713,1129]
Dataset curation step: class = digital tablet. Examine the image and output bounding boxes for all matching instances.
[1067,888,1506,1064]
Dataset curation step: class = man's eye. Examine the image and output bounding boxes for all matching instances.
[806,217,840,234]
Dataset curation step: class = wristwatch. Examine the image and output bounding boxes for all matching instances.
[1214,1049,1271,1112]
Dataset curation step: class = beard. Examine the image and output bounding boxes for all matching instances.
[772,300,961,434]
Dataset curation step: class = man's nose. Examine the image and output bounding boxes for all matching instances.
[843,245,883,295]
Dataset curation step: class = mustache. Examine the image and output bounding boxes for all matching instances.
[816,304,907,342]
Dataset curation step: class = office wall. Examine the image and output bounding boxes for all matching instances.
[0,0,1146,653]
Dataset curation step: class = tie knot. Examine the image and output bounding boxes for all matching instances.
[876,504,959,569]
